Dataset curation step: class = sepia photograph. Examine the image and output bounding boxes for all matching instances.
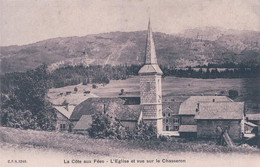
[0,0,259,167]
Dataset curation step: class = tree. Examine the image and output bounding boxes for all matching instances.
[228,89,239,99]
[1,64,57,130]
[13,64,50,114]
[119,89,124,95]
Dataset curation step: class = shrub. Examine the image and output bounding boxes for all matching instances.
[1,107,37,129]
[88,112,126,139]
[129,122,157,141]
[119,89,124,95]
[228,89,239,99]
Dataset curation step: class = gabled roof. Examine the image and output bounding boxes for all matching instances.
[195,102,244,120]
[246,114,260,121]
[179,96,232,115]
[70,97,140,121]
[73,115,92,130]
[54,105,74,119]
[162,102,182,115]
[179,125,197,132]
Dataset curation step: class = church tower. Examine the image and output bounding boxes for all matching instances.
[138,19,163,135]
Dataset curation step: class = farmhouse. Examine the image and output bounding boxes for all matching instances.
[53,105,75,131]
[194,102,245,141]
[178,96,232,137]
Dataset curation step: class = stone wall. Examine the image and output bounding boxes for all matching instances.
[180,115,196,125]
[197,120,242,141]
[140,74,163,134]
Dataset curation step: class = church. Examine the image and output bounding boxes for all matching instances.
[69,19,163,134]
[58,20,245,141]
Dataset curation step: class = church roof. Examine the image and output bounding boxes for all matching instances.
[138,19,163,75]
[194,102,244,120]
[70,97,140,121]
[138,64,163,75]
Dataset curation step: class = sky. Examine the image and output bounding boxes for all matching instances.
[1,0,260,46]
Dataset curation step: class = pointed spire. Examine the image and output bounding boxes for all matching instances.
[145,18,157,65]
[138,18,163,75]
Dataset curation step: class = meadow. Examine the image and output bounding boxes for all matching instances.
[48,77,260,113]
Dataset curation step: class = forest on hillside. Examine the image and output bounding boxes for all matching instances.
[1,63,259,93]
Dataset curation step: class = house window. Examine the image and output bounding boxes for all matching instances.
[173,118,179,123]
[168,113,171,117]
[60,124,66,131]
[166,119,169,123]
[174,126,179,131]
[163,113,166,117]
[166,126,169,131]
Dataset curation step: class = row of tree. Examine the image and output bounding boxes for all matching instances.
[1,64,259,93]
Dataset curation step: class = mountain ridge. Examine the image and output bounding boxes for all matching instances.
[1,27,260,73]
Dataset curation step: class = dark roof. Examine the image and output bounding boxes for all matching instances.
[73,115,92,130]
[246,114,260,121]
[179,125,197,132]
[119,96,140,105]
[179,96,232,115]
[70,97,140,121]
[162,102,182,115]
[195,102,244,120]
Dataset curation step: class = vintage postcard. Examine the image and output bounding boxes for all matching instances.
[0,0,259,167]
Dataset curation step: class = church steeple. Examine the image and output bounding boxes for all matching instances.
[138,18,163,136]
[145,18,157,64]
[139,19,163,75]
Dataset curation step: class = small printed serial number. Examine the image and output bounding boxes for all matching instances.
[8,160,27,163]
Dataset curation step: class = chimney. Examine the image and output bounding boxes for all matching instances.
[196,103,200,112]
[103,104,106,114]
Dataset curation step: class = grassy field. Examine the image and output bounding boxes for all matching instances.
[1,127,259,154]
[1,127,260,167]
[48,77,260,113]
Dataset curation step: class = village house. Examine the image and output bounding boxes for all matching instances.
[178,96,232,137]
[162,102,182,131]
[194,102,245,141]
[53,105,75,131]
